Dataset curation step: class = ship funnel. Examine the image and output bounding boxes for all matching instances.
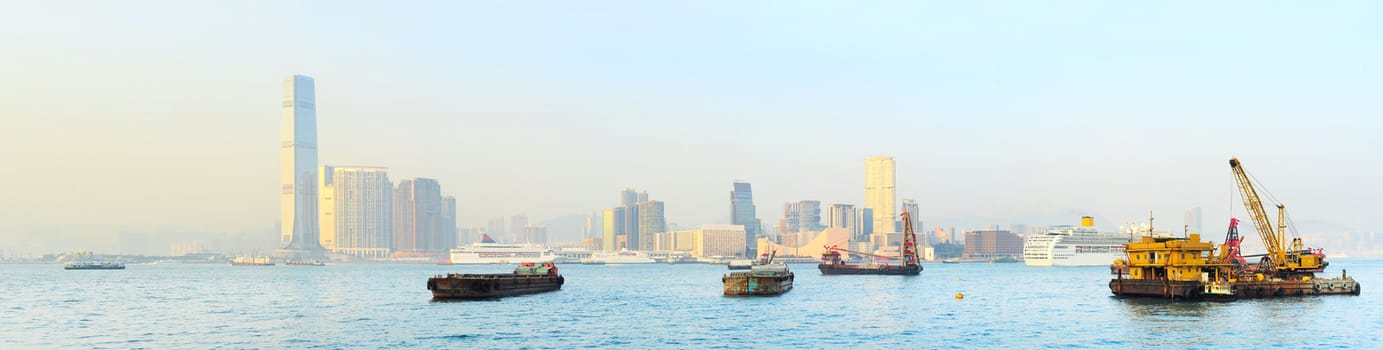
[1081,216,1095,228]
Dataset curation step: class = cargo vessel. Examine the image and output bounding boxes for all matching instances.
[818,211,922,276]
[427,262,564,299]
[285,260,325,267]
[64,261,125,270]
[1109,158,1361,300]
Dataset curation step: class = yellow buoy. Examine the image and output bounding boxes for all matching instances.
[955,293,964,299]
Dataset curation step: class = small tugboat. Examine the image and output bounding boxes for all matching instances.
[818,211,923,276]
[428,262,564,299]
[64,261,125,270]
[723,251,793,296]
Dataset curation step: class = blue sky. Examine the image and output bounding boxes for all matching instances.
[1,1,1379,251]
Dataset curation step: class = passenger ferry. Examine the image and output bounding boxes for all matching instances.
[579,249,656,264]
[447,240,557,265]
[1023,217,1135,267]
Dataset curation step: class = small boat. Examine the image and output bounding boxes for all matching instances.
[1201,281,1236,302]
[726,259,754,270]
[428,262,564,299]
[64,261,125,270]
[230,256,275,266]
[723,251,793,296]
[285,260,326,267]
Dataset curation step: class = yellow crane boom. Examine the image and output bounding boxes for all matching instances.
[1228,157,1324,275]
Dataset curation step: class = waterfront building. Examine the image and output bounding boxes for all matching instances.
[964,230,1024,259]
[442,196,457,250]
[780,202,801,234]
[730,181,760,258]
[697,224,747,258]
[392,180,415,252]
[1185,207,1203,235]
[602,208,618,251]
[319,165,393,258]
[637,200,666,251]
[280,74,323,253]
[865,156,897,239]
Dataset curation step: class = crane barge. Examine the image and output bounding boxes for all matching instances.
[818,211,922,275]
[1109,157,1360,300]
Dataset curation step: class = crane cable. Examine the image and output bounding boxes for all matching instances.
[1244,168,1301,240]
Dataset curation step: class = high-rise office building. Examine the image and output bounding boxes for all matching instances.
[1184,207,1203,235]
[827,203,856,234]
[798,200,823,232]
[858,208,874,241]
[280,74,323,252]
[392,178,447,253]
[637,200,665,251]
[620,188,640,206]
[585,211,603,240]
[865,156,897,234]
[510,214,529,244]
[602,208,618,251]
[441,196,457,250]
[392,180,416,252]
[730,181,760,258]
[485,217,505,241]
[524,225,549,246]
[780,202,801,234]
[319,165,393,258]
[902,199,920,233]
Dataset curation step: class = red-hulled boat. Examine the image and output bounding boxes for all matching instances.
[818,211,923,276]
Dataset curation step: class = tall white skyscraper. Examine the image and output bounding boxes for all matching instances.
[281,75,323,252]
[902,199,920,233]
[865,156,897,234]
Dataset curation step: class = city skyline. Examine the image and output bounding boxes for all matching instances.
[4,2,1381,254]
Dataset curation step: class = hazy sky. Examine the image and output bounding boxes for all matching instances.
[2,1,1379,252]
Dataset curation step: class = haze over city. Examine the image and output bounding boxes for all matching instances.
[2,1,1380,255]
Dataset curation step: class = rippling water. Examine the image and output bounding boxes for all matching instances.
[3,259,1379,349]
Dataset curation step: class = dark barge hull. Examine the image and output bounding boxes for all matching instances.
[428,274,564,299]
[723,273,794,295]
[64,266,125,270]
[818,264,922,275]
[1109,277,1361,300]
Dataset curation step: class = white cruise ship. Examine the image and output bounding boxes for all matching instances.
[1023,217,1135,267]
[447,243,557,265]
[579,249,656,264]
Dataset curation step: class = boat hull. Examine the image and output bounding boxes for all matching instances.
[64,265,125,270]
[723,273,794,295]
[1109,277,1361,300]
[818,264,922,275]
[427,274,564,299]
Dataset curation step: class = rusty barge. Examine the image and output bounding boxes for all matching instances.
[723,251,794,296]
[428,262,564,299]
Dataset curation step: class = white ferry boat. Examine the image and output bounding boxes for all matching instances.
[447,242,557,265]
[579,249,656,265]
[1023,217,1135,267]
